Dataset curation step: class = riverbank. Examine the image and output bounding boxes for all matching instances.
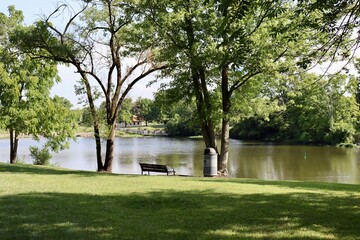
[1,163,359,239]
[0,124,167,139]
[74,125,168,138]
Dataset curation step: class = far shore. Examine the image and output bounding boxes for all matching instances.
[0,130,163,139]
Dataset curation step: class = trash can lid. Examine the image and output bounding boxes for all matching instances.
[204,148,217,154]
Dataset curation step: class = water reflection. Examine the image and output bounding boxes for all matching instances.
[0,137,359,184]
[230,142,360,183]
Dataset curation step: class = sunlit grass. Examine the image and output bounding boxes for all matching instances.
[1,163,360,239]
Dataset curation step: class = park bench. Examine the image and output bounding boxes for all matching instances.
[139,163,176,176]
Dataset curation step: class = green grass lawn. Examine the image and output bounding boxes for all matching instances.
[1,163,360,240]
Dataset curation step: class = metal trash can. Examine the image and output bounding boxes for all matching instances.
[203,148,218,177]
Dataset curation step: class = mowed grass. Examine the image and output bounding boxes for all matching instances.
[1,163,360,239]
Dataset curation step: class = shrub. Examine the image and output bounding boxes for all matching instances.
[325,122,356,145]
[30,146,52,165]
[165,117,201,137]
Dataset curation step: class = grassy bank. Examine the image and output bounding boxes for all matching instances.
[75,124,166,138]
[1,163,360,239]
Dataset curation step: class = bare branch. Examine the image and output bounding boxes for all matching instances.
[114,64,167,122]
[63,3,89,36]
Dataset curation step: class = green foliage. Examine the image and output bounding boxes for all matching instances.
[230,115,282,141]
[0,7,76,163]
[231,72,360,144]
[133,98,154,124]
[80,107,94,127]
[354,58,360,106]
[30,146,52,166]
[153,88,200,136]
[163,98,201,137]
[166,114,202,137]
[326,122,356,145]
[38,96,77,152]
[71,109,84,125]
[118,98,134,124]
[297,0,359,54]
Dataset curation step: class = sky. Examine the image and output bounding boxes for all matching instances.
[0,0,160,108]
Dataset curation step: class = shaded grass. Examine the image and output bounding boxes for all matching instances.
[1,163,360,239]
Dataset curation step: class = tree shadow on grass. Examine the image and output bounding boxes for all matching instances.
[1,189,359,240]
[199,178,360,193]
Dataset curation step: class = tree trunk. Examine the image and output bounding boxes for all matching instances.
[218,65,231,175]
[193,74,217,150]
[9,129,19,164]
[79,71,104,171]
[219,118,230,176]
[184,9,218,152]
[199,67,217,150]
[184,10,219,174]
[93,124,103,171]
[103,122,117,172]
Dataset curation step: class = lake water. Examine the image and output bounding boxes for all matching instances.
[1,137,360,184]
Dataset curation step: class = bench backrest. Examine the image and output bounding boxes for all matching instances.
[139,163,168,172]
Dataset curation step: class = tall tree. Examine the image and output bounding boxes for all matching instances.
[133,97,153,125]
[13,0,165,172]
[0,7,76,164]
[354,59,360,108]
[232,71,360,144]
[141,0,330,175]
[117,97,134,126]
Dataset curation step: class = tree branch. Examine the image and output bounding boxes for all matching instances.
[114,64,167,122]
[230,70,262,94]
